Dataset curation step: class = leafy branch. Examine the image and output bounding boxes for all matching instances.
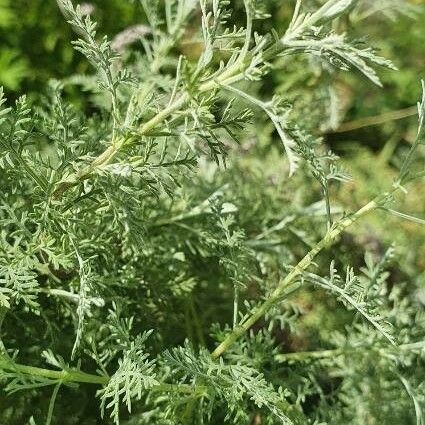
[211,80,424,358]
[52,0,395,198]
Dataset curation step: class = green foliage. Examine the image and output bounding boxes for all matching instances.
[0,0,139,93]
[98,331,158,423]
[0,1,424,424]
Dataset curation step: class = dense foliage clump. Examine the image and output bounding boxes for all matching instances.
[0,1,424,424]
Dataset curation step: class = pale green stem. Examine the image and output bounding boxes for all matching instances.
[333,106,417,133]
[46,382,61,425]
[52,94,188,198]
[0,357,108,384]
[233,283,239,329]
[277,348,344,362]
[323,184,333,230]
[52,0,378,199]
[52,33,288,199]
[211,194,388,359]
[0,355,204,394]
[275,341,425,363]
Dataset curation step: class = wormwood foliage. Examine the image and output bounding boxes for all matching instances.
[0,0,424,424]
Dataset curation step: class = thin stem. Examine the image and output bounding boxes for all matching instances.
[274,341,425,363]
[211,193,390,359]
[333,106,417,133]
[397,373,424,425]
[0,354,204,394]
[46,382,61,425]
[52,94,189,199]
[233,283,239,329]
[0,139,48,192]
[52,143,121,199]
[323,184,333,230]
[0,359,108,384]
[52,37,289,199]
[239,0,253,62]
[276,348,344,362]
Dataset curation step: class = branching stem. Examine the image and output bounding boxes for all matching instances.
[211,193,390,359]
[0,354,204,394]
[0,357,108,384]
[274,341,425,363]
[52,39,287,199]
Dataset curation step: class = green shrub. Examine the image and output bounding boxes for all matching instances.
[0,1,424,424]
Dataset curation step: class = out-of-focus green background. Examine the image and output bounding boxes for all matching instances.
[0,0,140,93]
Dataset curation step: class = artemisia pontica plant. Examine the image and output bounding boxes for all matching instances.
[0,0,424,424]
